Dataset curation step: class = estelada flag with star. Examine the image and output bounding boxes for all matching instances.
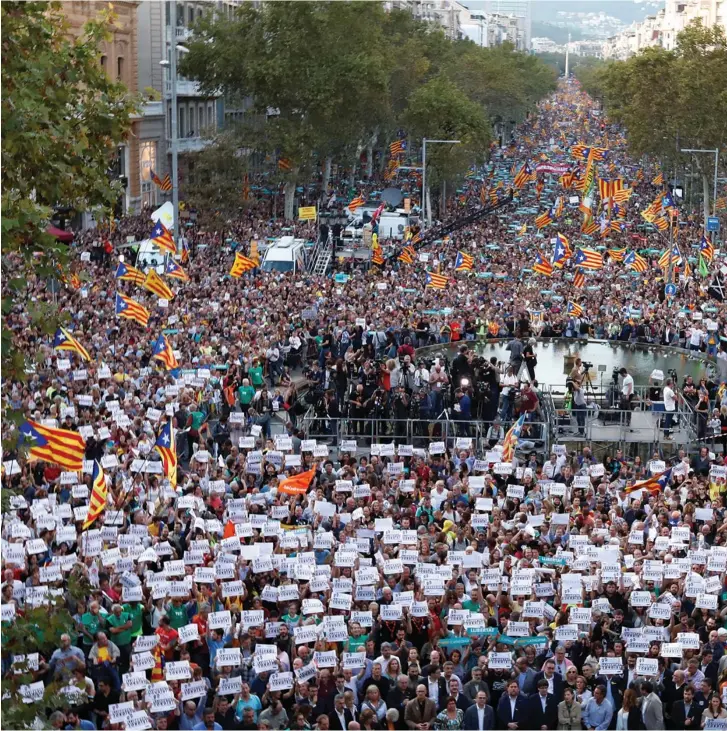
[83,461,108,530]
[19,419,85,471]
[155,419,177,489]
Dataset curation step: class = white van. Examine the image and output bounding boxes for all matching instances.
[261,236,307,274]
[134,239,166,274]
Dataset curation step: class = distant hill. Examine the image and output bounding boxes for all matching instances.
[532,21,584,44]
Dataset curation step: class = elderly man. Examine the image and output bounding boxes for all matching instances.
[88,631,121,691]
[48,633,85,681]
[404,684,437,730]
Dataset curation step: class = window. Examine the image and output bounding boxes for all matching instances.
[100,55,107,72]
[207,104,214,129]
[178,106,185,138]
[198,105,204,135]
[139,141,158,208]
[117,56,124,81]
[189,6,195,24]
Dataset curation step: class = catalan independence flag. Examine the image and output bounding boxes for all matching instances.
[165,258,190,282]
[513,162,535,189]
[573,268,585,289]
[700,234,715,262]
[624,467,672,494]
[115,293,150,327]
[372,247,385,266]
[389,140,404,156]
[574,247,603,270]
[501,414,525,463]
[150,169,172,192]
[608,248,627,262]
[152,334,179,371]
[624,250,648,273]
[82,461,108,530]
[278,157,293,172]
[398,246,416,265]
[426,272,448,289]
[143,268,174,300]
[53,327,91,361]
[115,260,146,286]
[230,252,257,278]
[454,251,474,272]
[652,171,664,186]
[535,208,554,229]
[155,419,178,489]
[150,221,176,255]
[567,301,585,317]
[553,233,571,269]
[533,252,554,276]
[19,419,86,471]
[658,245,681,270]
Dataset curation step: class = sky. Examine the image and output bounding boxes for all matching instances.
[466,0,666,42]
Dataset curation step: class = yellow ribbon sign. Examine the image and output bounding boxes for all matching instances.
[298,206,317,221]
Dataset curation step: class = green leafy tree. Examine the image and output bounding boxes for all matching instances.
[598,20,727,223]
[1,1,139,380]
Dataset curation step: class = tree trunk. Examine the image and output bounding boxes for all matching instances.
[366,145,373,179]
[322,157,332,195]
[440,180,447,218]
[284,181,295,221]
[348,166,356,188]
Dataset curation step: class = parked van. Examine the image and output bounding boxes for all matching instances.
[261,236,307,274]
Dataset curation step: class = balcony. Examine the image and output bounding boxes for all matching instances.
[165,78,216,98]
[166,25,193,43]
[171,137,214,154]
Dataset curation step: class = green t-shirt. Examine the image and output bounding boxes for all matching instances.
[238,385,256,405]
[248,366,264,387]
[167,603,188,630]
[81,612,103,645]
[123,603,144,637]
[462,599,482,612]
[107,612,133,646]
[346,633,369,653]
[190,411,206,430]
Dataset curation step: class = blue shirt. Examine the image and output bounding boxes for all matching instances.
[193,724,222,731]
[582,697,613,731]
[65,722,95,731]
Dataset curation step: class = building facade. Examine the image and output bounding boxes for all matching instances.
[63,0,141,213]
[603,0,727,60]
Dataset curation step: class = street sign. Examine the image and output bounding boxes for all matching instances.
[707,217,720,232]
[665,283,677,297]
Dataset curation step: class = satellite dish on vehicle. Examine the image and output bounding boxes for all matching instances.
[381,188,404,207]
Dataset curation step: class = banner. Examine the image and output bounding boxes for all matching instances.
[536,163,571,175]
[298,206,317,221]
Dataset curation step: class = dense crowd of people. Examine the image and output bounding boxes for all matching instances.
[3,80,727,731]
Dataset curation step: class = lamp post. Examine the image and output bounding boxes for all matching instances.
[680,147,720,218]
[421,138,461,228]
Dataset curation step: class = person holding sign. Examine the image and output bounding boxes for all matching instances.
[701,695,727,729]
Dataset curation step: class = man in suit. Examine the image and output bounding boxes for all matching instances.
[514,656,537,696]
[404,685,437,730]
[447,677,471,713]
[462,691,494,731]
[463,666,490,703]
[671,684,701,729]
[533,658,564,703]
[425,667,448,711]
[387,675,414,718]
[496,679,527,729]
[528,679,558,730]
[640,681,665,730]
[328,694,354,731]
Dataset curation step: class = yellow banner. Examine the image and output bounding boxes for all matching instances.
[298,206,317,221]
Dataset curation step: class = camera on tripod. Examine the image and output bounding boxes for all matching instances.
[581,361,593,371]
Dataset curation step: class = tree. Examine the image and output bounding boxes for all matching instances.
[1,1,139,380]
[597,20,727,224]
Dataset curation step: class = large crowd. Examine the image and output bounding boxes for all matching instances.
[3,80,727,731]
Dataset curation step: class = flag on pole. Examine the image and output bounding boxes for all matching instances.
[347,194,365,213]
[152,334,179,371]
[607,248,627,262]
[53,327,91,361]
[454,251,474,272]
[501,414,525,463]
[230,252,257,277]
[699,254,710,278]
[150,169,172,192]
[574,247,604,270]
[82,461,108,530]
[18,419,86,471]
[398,246,416,265]
[624,251,648,273]
[115,293,150,327]
[278,468,316,495]
[533,252,554,276]
[372,247,385,266]
[165,258,190,282]
[115,260,147,286]
[624,467,672,494]
[389,140,404,156]
[700,234,715,262]
[567,301,585,317]
[552,233,571,269]
[150,221,176,255]
[143,269,174,300]
[426,272,448,289]
[155,419,178,489]
[573,269,585,288]
[652,172,664,186]
[535,208,554,229]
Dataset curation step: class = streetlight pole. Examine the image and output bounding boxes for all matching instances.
[681,147,720,218]
[421,138,461,228]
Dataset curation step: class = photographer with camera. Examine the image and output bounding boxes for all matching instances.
[567,358,587,437]
[499,364,519,421]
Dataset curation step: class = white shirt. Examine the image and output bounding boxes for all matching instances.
[663,385,676,412]
[476,705,486,730]
[690,328,704,346]
[509,696,517,717]
[428,678,440,705]
[621,374,634,397]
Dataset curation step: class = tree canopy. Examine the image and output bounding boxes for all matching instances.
[574,21,727,222]
[180,2,557,218]
[1,1,138,378]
